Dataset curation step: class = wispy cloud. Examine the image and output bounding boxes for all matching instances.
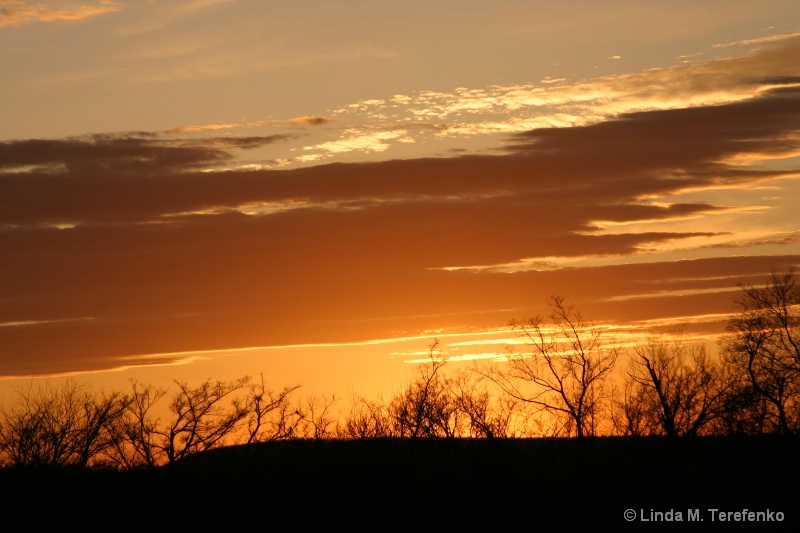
[288,116,334,126]
[295,32,800,163]
[164,117,330,134]
[712,31,800,48]
[297,128,414,162]
[164,123,239,134]
[0,1,120,28]
[113,0,236,36]
[0,131,296,179]
[702,231,800,249]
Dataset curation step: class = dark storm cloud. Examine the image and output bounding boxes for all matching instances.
[2,86,800,375]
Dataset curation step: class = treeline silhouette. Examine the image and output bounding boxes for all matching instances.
[1,269,799,469]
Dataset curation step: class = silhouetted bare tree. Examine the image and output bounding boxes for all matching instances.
[485,297,619,437]
[339,395,394,439]
[619,335,724,437]
[294,394,338,439]
[340,354,523,439]
[106,381,165,469]
[712,380,771,435]
[388,340,462,438]
[164,377,251,462]
[450,370,521,438]
[243,375,302,443]
[722,268,800,434]
[108,377,253,467]
[0,381,128,468]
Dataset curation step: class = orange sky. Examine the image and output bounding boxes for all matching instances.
[2,2,800,402]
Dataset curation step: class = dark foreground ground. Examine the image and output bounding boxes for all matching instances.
[0,436,797,530]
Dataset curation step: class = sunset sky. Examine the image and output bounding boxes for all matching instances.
[2,1,800,399]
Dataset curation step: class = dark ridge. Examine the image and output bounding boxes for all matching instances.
[0,436,796,530]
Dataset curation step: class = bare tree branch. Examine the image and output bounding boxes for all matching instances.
[484,297,618,437]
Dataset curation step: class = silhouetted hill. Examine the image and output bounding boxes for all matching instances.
[0,436,797,530]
